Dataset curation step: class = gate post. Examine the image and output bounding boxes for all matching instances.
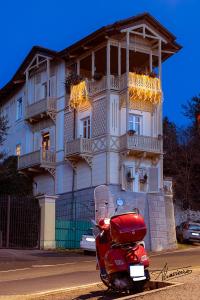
[37,194,58,250]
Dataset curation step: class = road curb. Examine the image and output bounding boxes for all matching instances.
[116,282,184,300]
[0,282,102,300]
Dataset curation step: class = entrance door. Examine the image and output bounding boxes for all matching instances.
[42,132,50,161]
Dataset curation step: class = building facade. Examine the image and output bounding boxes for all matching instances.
[0,13,181,251]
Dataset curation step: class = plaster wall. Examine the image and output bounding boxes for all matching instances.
[33,173,54,195]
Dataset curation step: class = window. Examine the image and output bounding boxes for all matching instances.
[42,132,50,150]
[82,117,91,139]
[16,144,21,156]
[42,82,48,98]
[129,114,142,135]
[16,98,23,120]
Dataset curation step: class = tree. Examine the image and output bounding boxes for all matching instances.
[0,115,9,159]
[163,117,179,178]
[0,156,33,195]
[163,95,200,210]
[182,95,200,128]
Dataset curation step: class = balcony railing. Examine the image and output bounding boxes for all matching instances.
[87,73,161,101]
[65,138,92,157]
[25,97,57,120]
[87,75,121,96]
[120,134,162,154]
[18,149,56,170]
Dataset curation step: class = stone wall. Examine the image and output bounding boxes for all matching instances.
[147,193,168,252]
[165,195,177,249]
[57,185,178,252]
[174,205,200,225]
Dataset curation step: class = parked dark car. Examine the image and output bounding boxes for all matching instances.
[176,222,200,243]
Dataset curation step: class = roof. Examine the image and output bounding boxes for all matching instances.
[0,13,181,103]
[0,46,58,102]
[60,13,181,59]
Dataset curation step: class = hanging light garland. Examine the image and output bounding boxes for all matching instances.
[128,72,162,105]
[69,81,90,110]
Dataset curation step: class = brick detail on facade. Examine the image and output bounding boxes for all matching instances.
[147,193,169,251]
[64,111,74,142]
[92,98,106,137]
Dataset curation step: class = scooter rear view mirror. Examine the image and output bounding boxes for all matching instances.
[116,198,125,206]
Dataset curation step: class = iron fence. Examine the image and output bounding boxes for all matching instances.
[56,191,95,249]
[0,195,40,249]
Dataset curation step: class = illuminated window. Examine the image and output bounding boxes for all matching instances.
[42,132,50,150]
[129,114,142,135]
[16,144,21,156]
[16,98,23,120]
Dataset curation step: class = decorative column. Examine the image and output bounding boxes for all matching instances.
[47,59,50,101]
[106,40,111,184]
[158,39,163,189]
[126,31,130,133]
[37,194,58,249]
[149,50,153,73]
[164,178,177,249]
[118,42,121,76]
[92,51,95,77]
[77,59,80,75]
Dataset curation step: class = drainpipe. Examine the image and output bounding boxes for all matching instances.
[72,109,76,207]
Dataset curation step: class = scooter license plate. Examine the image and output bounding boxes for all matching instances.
[130,265,145,278]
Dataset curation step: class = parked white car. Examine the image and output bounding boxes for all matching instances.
[80,228,96,252]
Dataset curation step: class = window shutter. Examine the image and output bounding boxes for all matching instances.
[35,84,41,100]
[35,73,41,84]
[49,128,55,150]
[148,167,159,192]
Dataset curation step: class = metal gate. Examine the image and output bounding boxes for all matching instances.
[56,193,95,249]
[0,195,40,249]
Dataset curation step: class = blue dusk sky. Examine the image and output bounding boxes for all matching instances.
[0,0,198,125]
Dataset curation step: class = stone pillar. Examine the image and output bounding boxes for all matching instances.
[148,193,168,252]
[164,178,177,249]
[37,194,57,250]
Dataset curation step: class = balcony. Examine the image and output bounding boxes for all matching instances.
[18,149,56,172]
[65,138,93,168]
[120,134,162,156]
[87,73,161,103]
[87,75,121,96]
[25,97,57,123]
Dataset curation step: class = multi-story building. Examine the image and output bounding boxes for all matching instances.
[0,13,181,251]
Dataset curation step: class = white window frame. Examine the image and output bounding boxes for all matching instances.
[128,113,143,135]
[81,116,91,139]
[16,97,23,120]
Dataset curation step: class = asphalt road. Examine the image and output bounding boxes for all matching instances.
[0,246,199,296]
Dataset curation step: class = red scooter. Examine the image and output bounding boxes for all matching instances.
[93,185,150,292]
